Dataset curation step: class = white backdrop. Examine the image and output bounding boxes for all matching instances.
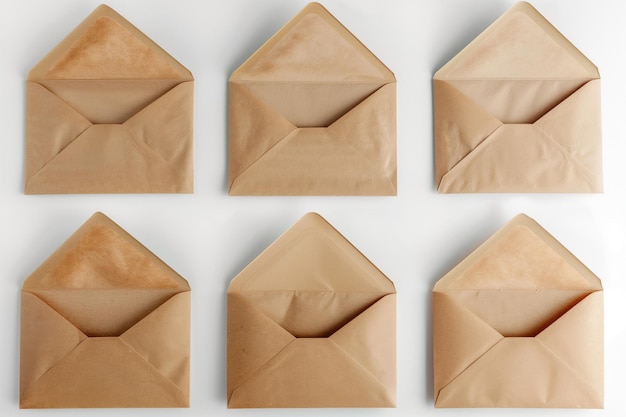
[1,0,625,416]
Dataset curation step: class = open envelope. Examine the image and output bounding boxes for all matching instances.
[20,212,190,408]
[228,2,396,195]
[434,1,602,193]
[25,5,194,194]
[227,213,396,407]
[433,214,603,408]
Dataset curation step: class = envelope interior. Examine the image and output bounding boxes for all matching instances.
[443,224,599,336]
[38,79,182,124]
[235,229,394,337]
[445,79,589,124]
[240,82,386,127]
[23,222,188,336]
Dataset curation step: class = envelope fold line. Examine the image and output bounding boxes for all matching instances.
[229,129,297,192]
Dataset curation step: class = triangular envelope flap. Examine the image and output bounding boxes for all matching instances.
[330,294,395,391]
[434,80,502,188]
[232,2,394,82]
[435,214,601,291]
[23,212,189,290]
[23,212,189,335]
[227,293,295,397]
[229,213,395,335]
[20,338,188,408]
[24,82,92,182]
[29,5,191,80]
[436,2,598,80]
[432,292,503,395]
[120,292,190,394]
[537,291,603,393]
[436,338,602,408]
[435,215,601,337]
[228,339,393,407]
[20,292,87,398]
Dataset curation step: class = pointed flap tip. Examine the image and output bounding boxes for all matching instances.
[29,3,192,80]
[23,211,190,291]
[435,0,599,80]
[231,1,394,82]
[434,213,602,291]
[229,212,394,293]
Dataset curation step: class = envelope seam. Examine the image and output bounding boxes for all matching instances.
[228,338,296,404]
[229,129,297,192]
[533,123,597,184]
[534,339,602,399]
[118,338,189,401]
[434,337,504,404]
[438,123,503,190]
[328,338,393,401]
[20,337,91,401]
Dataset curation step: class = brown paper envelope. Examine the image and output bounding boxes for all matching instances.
[227,213,396,407]
[25,5,194,194]
[20,212,191,408]
[434,1,602,193]
[433,214,603,408]
[228,2,396,195]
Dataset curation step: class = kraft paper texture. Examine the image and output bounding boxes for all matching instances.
[434,1,602,193]
[227,213,396,407]
[228,2,397,195]
[433,214,603,408]
[20,212,191,408]
[25,5,194,194]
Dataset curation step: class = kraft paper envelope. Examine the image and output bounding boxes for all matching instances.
[227,213,396,407]
[433,214,603,408]
[228,2,396,195]
[25,4,194,194]
[434,1,602,193]
[20,212,191,408]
